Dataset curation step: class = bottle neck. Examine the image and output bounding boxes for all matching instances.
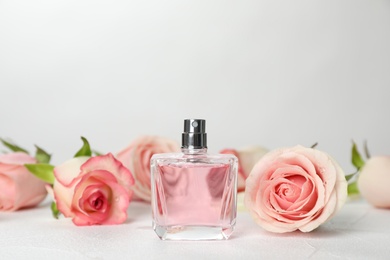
[181,148,208,155]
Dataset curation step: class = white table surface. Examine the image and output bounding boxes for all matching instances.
[1,197,389,260]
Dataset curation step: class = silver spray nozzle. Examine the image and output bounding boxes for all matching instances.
[182,119,207,149]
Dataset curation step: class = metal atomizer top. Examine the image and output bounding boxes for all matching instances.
[181,119,207,149]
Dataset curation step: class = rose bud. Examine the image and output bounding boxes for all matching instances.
[0,152,47,211]
[358,156,390,208]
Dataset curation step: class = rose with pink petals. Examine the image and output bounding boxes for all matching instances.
[221,146,268,192]
[0,152,47,211]
[53,153,134,225]
[245,145,347,233]
[117,136,180,202]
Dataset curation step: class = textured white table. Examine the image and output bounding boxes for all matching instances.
[1,198,389,259]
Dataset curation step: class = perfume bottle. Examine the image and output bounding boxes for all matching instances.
[150,119,238,240]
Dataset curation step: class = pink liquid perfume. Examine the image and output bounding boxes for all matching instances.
[151,119,238,240]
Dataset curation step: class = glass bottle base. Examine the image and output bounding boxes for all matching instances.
[153,222,235,241]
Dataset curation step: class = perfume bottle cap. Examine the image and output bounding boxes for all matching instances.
[182,119,207,149]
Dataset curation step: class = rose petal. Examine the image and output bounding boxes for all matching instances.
[80,184,110,213]
[54,178,75,217]
[0,174,16,210]
[275,152,327,219]
[291,146,337,203]
[299,191,337,232]
[0,152,36,165]
[54,157,90,187]
[80,153,134,196]
[300,157,347,232]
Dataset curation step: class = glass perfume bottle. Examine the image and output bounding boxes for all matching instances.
[150,119,238,240]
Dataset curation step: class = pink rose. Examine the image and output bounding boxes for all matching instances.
[358,156,390,208]
[53,153,134,225]
[0,152,47,211]
[221,146,268,192]
[245,145,347,233]
[116,136,180,202]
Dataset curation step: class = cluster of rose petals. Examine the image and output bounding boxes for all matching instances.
[53,153,134,225]
[245,145,347,233]
[221,146,268,192]
[116,136,180,202]
[358,156,390,208]
[0,152,47,211]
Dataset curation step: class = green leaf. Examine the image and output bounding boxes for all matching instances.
[364,140,371,159]
[345,172,357,182]
[347,181,359,196]
[51,201,60,219]
[34,145,51,164]
[351,141,365,170]
[0,138,29,154]
[25,163,55,184]
[92,150,103,156]
[74,136,92,157]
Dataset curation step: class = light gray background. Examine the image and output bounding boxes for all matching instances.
[1,0,389,173]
